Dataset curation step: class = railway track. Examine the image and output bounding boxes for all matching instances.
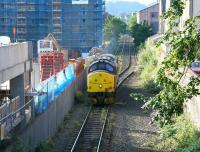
[118,41,135,88]
[70,107,108,152]
[69,37,134,152]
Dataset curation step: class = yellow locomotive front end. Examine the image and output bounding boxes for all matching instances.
[87,58,117,104]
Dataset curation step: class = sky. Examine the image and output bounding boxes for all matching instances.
[106,0,157,5]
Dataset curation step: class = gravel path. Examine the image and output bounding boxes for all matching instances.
[102,72,160,152]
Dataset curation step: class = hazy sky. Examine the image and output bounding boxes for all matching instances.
[106,0,157,5]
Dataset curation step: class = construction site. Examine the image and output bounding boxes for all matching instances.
[0,0,105,149]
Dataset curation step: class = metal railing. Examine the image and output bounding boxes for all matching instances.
[0,98,34,140]
[0,96,20,120]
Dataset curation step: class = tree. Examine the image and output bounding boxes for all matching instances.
[104,15,127,42]
[130,21,152,47]
[142,0,200,126]
[127,14,137,30]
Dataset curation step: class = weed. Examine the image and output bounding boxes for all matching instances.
[64,124,69,129]
[46,137,54,148]
[156,115,199,151]
[35,141,47,152]
[75,91,85,103]
[64,114,70,121]
[74,120,81,127]
[92,146,97,152]
[137,40,163,93]
[11,136,25,152]
[57,126,63,133]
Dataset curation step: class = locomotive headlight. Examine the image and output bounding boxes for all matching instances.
[99,84,102,88]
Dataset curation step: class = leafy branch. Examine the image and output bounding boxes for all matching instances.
[141,0,200,126]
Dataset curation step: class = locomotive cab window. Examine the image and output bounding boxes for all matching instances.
[106,64,114,72]
[98,63,105,70]
[89,62,116,73]
[89,64,97,73]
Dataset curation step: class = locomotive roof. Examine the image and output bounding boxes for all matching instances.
[89,57,116,68]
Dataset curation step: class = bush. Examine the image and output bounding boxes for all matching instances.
[11,137,25,152]
[156,115,199,151]
[75,91,86,103]
[35,141,47,152]
[138,40,163,93]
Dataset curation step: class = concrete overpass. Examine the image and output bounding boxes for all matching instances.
[0,42,33,139]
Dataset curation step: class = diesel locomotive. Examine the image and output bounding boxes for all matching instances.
[87,54,117,104]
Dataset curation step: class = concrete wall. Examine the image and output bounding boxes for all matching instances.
[179,69,200,130]
[159,0,200,33]
[0,42,32,84]
[192,0,200,29]
[14,70,86,151]
[31,62,40,89]
[10,74,25,107]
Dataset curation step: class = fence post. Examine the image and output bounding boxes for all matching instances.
[31,99,35,122]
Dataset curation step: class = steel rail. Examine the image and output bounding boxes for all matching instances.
[70,106,109,152]
[96,107,109,152]
[70,106,92,152]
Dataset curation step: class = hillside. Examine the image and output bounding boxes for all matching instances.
[106,1,146,16]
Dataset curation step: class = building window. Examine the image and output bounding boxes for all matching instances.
[151,12,158,18]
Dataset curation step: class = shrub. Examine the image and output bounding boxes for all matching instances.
[156,115,199,151]
[75,91,86,103]
[35,141,47,152]
[46,137,54,148]
[74,120,81,127]
[64,114,70,122]
[11,137,25,152]
[138,40,163,93]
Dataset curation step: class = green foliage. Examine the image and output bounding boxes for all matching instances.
[11,137,25,152]
[46,137,54,148]
[130,93,148,102]
[138,40,163,93]
[156,115,199,152]
[142,0,200,126]
[74,120,81,127]
[64,114,70,121]
[104,15,127,42]
[179,138,200,152]
[129,21,152,47]
[75,91,87,103]
[35,141,47,152]
[127,14,137,30]
[195,51,200,60]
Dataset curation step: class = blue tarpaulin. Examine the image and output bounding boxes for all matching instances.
[34,64,75,114]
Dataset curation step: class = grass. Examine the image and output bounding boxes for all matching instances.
[35,141,48,152]
[137,40,163,93]
[46,137,54,148]
[64,114,70,122]
[117,55,123,74]
[143,115,200,152]
[74,120,81,127]
[75,91,88,104]
[11,136,25,152]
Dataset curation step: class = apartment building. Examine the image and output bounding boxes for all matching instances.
[0,0,105,57]
[137,3,159,34]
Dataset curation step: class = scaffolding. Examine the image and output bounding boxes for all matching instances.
[0,0,105,56]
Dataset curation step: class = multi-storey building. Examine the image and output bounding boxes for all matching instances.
[61,0,105,53]
[0,0,105,57]
[158,0,200,33]
[137,3,159,34]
